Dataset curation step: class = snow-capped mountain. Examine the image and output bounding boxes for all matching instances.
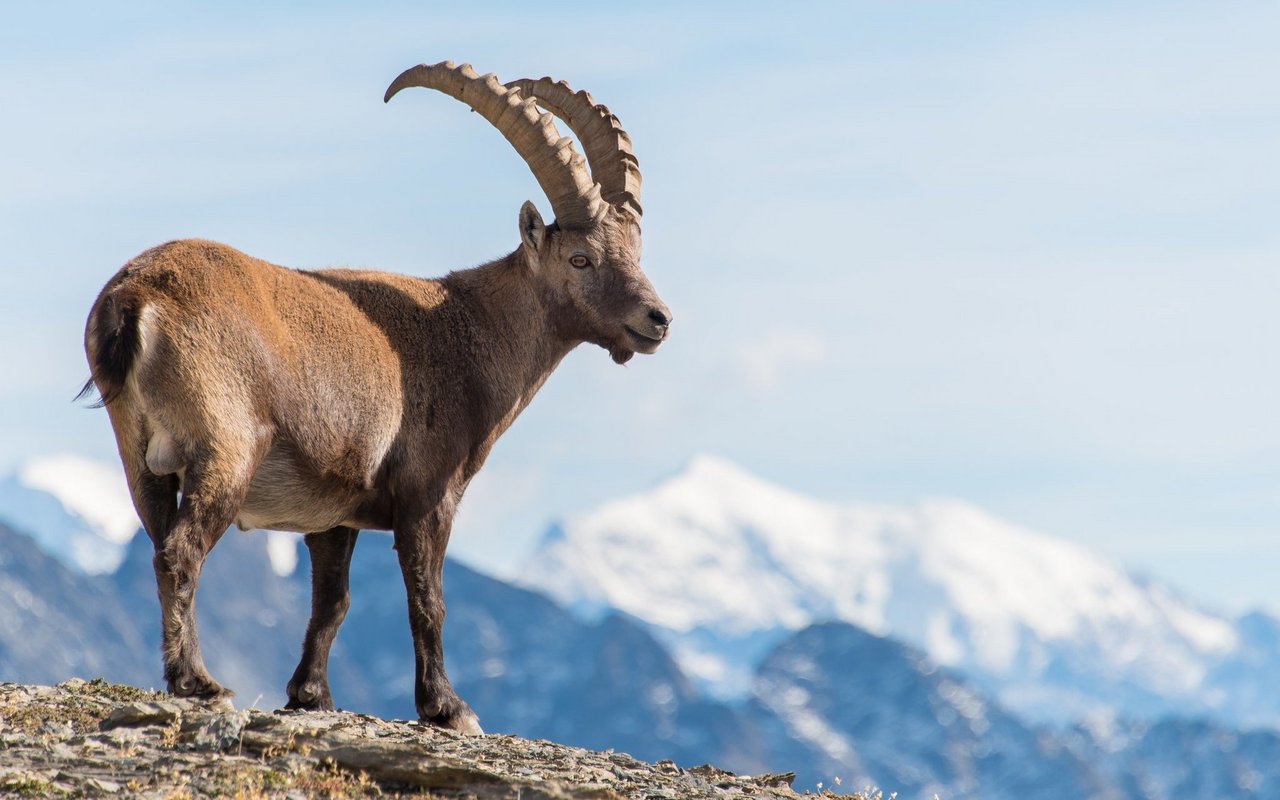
[0,454,300,577]
[520,455,1263,726]
[8,450,1280,732]
[0,454,140,573]
[9,451,1280,796]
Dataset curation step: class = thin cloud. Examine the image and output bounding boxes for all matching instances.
[736,331,827,391]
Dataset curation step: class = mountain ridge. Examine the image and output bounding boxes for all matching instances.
[520,454,1276,727]
[8,452,1280,797]
[4,502,1280,796]
[6,451,1279,729]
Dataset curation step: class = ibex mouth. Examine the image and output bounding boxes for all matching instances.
[608,326,663,365]
[621,326,665,359]
[624,325,664,345]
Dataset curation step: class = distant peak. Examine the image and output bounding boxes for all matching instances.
[671,454,780,491]
[659,454,822,512]
[13,453,139,545]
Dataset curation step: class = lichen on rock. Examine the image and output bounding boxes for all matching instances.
[0,680,834,799]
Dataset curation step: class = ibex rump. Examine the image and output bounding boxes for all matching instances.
[82,62,670,733]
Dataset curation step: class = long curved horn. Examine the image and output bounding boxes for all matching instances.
[504,77,642,220]
[386,61,604,228]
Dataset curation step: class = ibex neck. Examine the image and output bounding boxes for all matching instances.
[443,250,577,405]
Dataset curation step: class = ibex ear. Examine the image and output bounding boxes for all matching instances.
[518,201,546,266]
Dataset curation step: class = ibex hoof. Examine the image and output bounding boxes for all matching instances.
[422,704,484,736]
[169,674,231,702]
[452,712,484,736]
[285,681,334,711]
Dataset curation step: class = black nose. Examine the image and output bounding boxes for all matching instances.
[648,307,671,327]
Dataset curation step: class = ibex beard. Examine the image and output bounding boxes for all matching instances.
[81,61,670,734]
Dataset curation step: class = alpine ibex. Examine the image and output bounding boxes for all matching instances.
[81,61,670,734]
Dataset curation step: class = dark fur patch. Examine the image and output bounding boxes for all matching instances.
[77,292,141,408]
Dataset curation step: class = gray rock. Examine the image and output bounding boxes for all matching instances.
[99,700,185,730]
[182,709,249,751]
[0,681,805,799]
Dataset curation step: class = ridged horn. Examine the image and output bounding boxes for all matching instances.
[386,61,605,228]
[504,77,642,220]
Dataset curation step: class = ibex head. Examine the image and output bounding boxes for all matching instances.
[386,63,671,365]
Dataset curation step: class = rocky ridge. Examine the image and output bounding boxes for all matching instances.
[0,680,830,800]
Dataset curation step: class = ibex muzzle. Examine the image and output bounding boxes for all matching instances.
[81,61,668,734]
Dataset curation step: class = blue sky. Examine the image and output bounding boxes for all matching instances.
[2,1,1278,611]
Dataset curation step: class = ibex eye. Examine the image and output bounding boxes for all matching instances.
[569,254,591,269]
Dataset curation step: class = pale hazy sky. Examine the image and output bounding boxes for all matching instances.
[2,1,1277,612]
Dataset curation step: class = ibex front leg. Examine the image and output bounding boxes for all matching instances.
[287,526,359,711]
[393,493,482,734]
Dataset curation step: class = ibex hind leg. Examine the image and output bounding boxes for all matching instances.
[108,410,180,549]
[153,445,266,703]
[108,410,181,682]
[286,526,359,711]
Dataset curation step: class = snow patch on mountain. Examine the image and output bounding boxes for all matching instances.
[0,454,140,573]
[521,455,1243,723]
[0,454,302,578]
[263,530,302,576]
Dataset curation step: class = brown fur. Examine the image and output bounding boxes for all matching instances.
[85,197,669,731]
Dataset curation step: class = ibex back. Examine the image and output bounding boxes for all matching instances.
[81,62,671,733]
